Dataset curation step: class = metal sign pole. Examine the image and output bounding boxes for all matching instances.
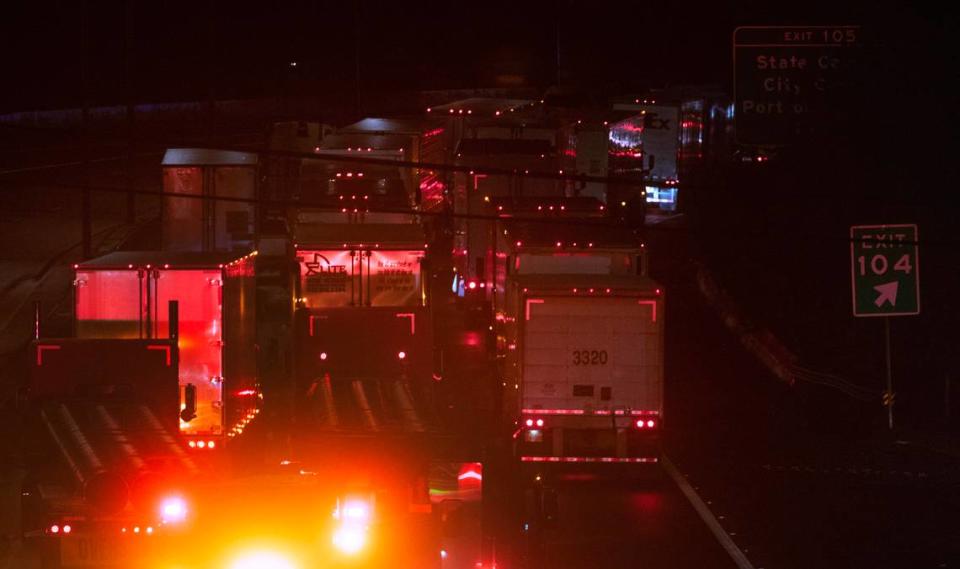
[885,317,893,430]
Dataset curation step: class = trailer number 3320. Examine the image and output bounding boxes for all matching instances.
[572,350,608,365]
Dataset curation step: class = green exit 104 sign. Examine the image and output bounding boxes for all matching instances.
[850,224,920,317]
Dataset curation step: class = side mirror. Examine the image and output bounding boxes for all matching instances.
[180,384,197,422]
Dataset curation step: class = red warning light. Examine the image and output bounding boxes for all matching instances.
[398,351,407,360]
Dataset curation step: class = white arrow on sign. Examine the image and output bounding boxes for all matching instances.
[874,281,899,307]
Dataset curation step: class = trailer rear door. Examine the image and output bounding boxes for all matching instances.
[521,296,661,412]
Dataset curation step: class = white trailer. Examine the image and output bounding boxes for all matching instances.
[498,225,664,464]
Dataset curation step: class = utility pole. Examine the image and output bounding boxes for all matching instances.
[80,0,92,260]
[353,0,363,119]
[123,0,136,225]
[206,0,218,145]
[884,317,893,430]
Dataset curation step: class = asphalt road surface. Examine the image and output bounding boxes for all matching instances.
[522,470,740,569]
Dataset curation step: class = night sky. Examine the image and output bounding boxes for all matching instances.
[2,1,954,117]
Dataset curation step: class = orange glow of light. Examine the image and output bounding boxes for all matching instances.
[228,550,299,569]
[332,525,367,555]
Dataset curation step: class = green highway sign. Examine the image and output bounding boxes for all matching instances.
[850,224,920,317]
[733,25,861,145]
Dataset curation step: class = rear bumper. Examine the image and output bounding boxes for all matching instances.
[516,424,661,461]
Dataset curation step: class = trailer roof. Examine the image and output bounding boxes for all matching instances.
[78,251,252,269]
[162,148,258,167]
[492,196,607,216]
[429,98,536,116]
[506,220,641,249]
[319,133,408,152]
[339,117,446,135]
[456,138,553,157]
[295,223,426,249]
[512,273,661,292]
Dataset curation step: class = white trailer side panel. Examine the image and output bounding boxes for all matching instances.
[522,296,661,413]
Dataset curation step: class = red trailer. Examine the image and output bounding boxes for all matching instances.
[73,251,259,445]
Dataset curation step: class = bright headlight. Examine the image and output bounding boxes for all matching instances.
[340,499,371,523]
[160,495,189,524]
[332,524,367,555]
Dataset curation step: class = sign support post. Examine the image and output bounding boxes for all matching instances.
[884,317,893,430]
[850,224,920,431]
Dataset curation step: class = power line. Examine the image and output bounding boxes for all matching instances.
[2,177,954,248]
[221,143,650,188]
[0,178,639,231]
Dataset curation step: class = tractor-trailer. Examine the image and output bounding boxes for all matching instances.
[502,273,664,464]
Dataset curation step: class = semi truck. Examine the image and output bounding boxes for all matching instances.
[492,201,664,464]
[21,244,491,568]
